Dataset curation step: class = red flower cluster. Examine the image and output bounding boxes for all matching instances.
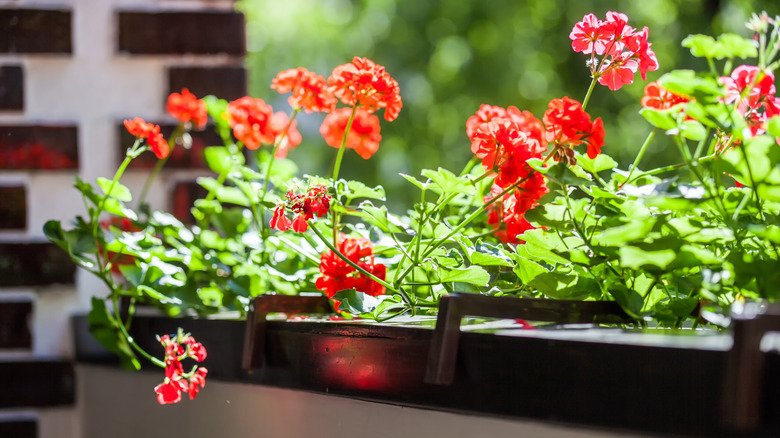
[154,333,208,405]
[641,81,690,110]
[167,88,208,130]
[721,65,780,138]
[124,117,169,159]
[328,57,403,122]
[225,96,302,156]
[315,235,386,309]
[467,105,549,244]
[272,67,337,113]
[320,107,382,159]
[543,97,605,163]
[270,185,331,233]
[486,172,549,244]
[570,12,659,90]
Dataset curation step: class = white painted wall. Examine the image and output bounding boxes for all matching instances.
[0,1,235,436]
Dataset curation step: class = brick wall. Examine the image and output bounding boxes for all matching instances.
[0,1,246,436]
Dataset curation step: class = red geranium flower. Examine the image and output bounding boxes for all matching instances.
[315,235,386,309]
[124,118,170,159]
[188,367,208,400]
[720,65,780,140]
[155,378,188,405]
[641,81,690,110]
[271,67,337,113]
[486,173,548,245]
[328,57,402,121]
[124,117,159,138]
[226,97,302,154]
[570,12,658,91]
[543,97,605,162]
[320,107,382,159]
[167,88,208,129]
[269,185,331,233]
[154,332,208,404]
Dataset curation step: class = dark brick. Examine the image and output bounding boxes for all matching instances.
[0,9,72,54]
[0,65,23,110]
[172,181,208,224]
[0,361,74,407]
[0,243,75,287]
[0,185,25,230]
[118,11,245,55]
[0,421,37,438]
[0,125,78,170]
[119,123,219,169]
[0,302,31,349]
[168,66,246,102]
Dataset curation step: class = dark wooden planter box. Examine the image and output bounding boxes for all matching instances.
[73,296,780,438]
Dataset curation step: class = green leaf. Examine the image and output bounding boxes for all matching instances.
[577,153,617,174]
[682,34,719,58]
[332,289,385,314]
[510,253,548,283]
[679,120,707,141]
[197,286,223,307]
[197,177,252,207]
[399,173,427,190]
[619,246,676,270]
[640,108,678,130]
[421,167,474,195]
[768,116,780,138]
[437,265,490,286]
[456,237,512,267]
[608,284,644,317]
[345,180,386,202]
[204,146,244,174]
[528,161,592,186]
[716,33,758,59]
[96,177,133,202]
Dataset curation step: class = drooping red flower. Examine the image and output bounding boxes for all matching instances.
[641,81,690,110]
[270,205,292,231]
[124,118,170,159]
[271,67,337,113]
[328,57,403,121]
[315,235,387,309]
[155,378,188,405]
[188,367,208,400]
[543,97,605,162]
[226,97,302,153]
[320,107,382,159]
[570,12,658,91]
[147,132,170,159]
[167,88,208,129]
[269,185,331,233]
[154,332,208,404]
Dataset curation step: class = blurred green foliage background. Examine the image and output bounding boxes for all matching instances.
[237,0,778,207]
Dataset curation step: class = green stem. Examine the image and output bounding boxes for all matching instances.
[92,145,139,237]
[582,77,598,110]
[138,125,182,209]
[112,293,164,368]
[620,128,657,188]
[261,109,300,204]
[331,105,359,184]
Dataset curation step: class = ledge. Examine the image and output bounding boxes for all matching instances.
[73,313,780,437]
